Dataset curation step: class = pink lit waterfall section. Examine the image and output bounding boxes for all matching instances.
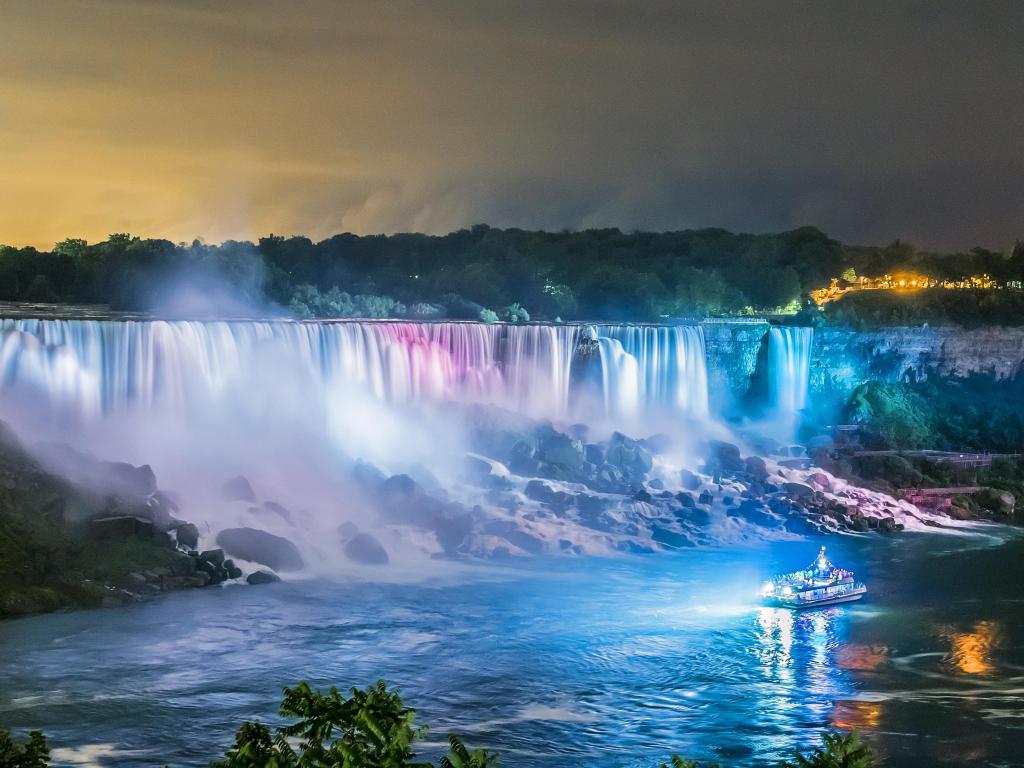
[0,319,712,427]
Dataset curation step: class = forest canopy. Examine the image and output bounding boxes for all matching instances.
[0,226,1021,322]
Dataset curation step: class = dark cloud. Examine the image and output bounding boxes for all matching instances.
[1,0,1021,249]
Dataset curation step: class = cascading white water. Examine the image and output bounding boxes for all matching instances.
[595,325,710,420]
[0,319,586,422]
[768,326,813,417]
[0,318,714,432]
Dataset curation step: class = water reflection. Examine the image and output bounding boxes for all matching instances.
[830,700,882,729]
[941,620,1002,675]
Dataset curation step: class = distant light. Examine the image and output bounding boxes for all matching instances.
[760,581,775,597]
[781,586,793,596]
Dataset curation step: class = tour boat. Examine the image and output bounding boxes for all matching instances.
[761,547,867,609]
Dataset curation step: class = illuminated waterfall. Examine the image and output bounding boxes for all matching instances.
[768,326,813,417]
[0,318,711,428]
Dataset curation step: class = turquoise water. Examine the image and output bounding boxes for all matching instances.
[1,534,1022,767]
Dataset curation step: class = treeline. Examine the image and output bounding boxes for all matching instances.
[824,289,1024,329]
[0,227,1021,321]
[0,679,878,768]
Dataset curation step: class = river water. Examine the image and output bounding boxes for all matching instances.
[2,532,1022,768]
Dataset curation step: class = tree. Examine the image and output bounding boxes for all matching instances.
[782,731,876,768]
[439,735,498,768]
[0,730,50,768]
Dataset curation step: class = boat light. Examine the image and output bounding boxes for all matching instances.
[760,581,775,597]
[781,586,793,596]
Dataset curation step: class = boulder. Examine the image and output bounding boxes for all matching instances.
[216,528,304,572]
[675,491,695,508]
[641,433,674,455]
[174,522,199,550]
[199,548,225,566]
[222,475,256,503]
[679,468,702,491]
[975,487,1016,518]
[878,516,899,533]
[698,489,714,505]
[744,456,768,481]
[782,482,815,500]
[585,444,605,466]
[524,480,557,503]
[262,502,293,522]
[605,433,653,479]
[675,505,711,526]
[704,440,744,474]
[651,526,693,548]
[246,570,281,585]
[343,532,389,565]
[536,430,585,469]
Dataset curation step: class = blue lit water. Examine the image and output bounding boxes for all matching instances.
[2,534,1022,767]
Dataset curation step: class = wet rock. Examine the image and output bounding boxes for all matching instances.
[216,528,304,572]
[337,521,360,539]
[222,475,256,503]
[680,468,702,491]
[262,502,292,523]
[704,440,744,474]
[651,526,693,548]
[246,570,281,585]
[352,459,386,489]
[878,517,898,533]
[434,510,474,555]
[89,514,154,539]
[633,488,653,503]
[744,455,768,481]
[343,532,389,565]
[199,548,225,567]
[782,482,815,500]
[605,433,653,479]
[676,491,695,508]
[536,429,585,470]
[174,522,199,550]
[641,433,673,455]
[585,444,605,465]
[675,505,711,526]
[524,479,557,503]
[698,489,714,505]
[462,454,496,485]
[224,559,243,579]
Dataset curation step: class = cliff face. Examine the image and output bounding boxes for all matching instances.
[701,321,1024,414]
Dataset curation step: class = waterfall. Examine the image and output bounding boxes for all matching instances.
[0,318,713,429]
[595,325,710,419]
[768,326,813,417]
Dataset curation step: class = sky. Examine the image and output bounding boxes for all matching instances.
[1,0,1022,251]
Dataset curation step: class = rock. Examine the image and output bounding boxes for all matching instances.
[343,532,389,565]
[585,444,605,465]
[536,429,585,469]
[199,548,225,567]
[705,440,744,474]
[736,499,777,527]
[698,489,714,505]
[246,570,281,585]
[744,456,768,481]
[807,472,832,491]
[975,487,1016,518]
[605,433,653,479]
[676,491,695,508]
[222,475,256,503]
[89,514,154,539]
[651,526,693,548]
[337,521,360,539]
[679,469,702,491]
[174,522,199,549]
[215,528,304,572]
[524,479,557,503]
[224,559,243,579]
[462,454,496,484]
[782,482,815,500]
[641,433,673,455]
[878,517,898,533]
[633,488,653,503]
[434,511,474,555]
[352,459,386,488]
[262,502,292,522]
[675,505,711,526]
[102,461,158,498]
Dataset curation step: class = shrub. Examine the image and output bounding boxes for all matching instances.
[479,308,499,324]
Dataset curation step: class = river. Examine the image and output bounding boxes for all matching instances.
[2,532,1022,767]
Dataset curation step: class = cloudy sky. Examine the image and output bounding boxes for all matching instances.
[2,0,1022,250]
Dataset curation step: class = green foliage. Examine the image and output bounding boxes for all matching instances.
[439,735,498,768]
[211,722,295,768]
[500,303,529,323]
[478,308,499,324]
[659,756,718,768]
[0,730,50,768]
[846,382,935,449]
[826,288,1024,329]
[781,731,876,768]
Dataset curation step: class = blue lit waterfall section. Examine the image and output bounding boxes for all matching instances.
[0,319,711,429]
[595,325,710,420]
[768,326,813,418]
